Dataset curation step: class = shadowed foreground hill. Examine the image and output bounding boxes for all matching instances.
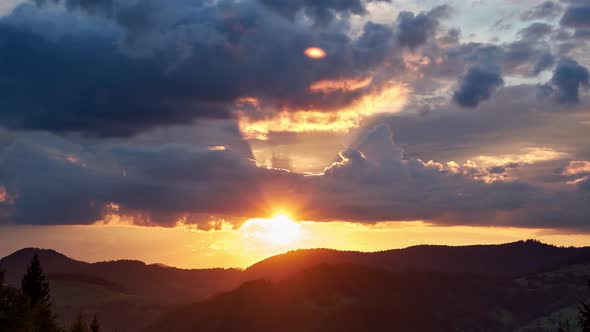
[144,263,590,332]
[0,248,243,303]
[0,248,243,331]
[245,240,590,280]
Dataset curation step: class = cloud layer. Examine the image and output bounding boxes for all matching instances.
[0,0,589,233]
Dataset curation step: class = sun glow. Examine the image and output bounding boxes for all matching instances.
[240,214,303,246]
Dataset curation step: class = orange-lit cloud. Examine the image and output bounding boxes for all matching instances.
[304,47,327,59]
[423,160,509,183]
[475,147,568,166]
[208,145,227,151]
[0,185,8,203]
[562,161,590,176]
[237,83,410,140]
[309,77,373,94]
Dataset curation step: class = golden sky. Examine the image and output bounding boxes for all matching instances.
[1,217,589,269]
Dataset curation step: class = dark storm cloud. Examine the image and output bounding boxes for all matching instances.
[257,0,390,25]
[0,132,299,226]
[540,57,590,104]
[453,67,504,108]
[0,21,232,137]
[395,5,451,49]
[0,0,410,137]
[560,4,590,28]
[521,1,563,21]
[534,52,556,75]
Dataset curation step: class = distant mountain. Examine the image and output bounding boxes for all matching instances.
[3,240,590,331]
[144,263,590,332]
[245,240,590,280]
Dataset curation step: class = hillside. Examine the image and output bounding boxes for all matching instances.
[144,263,590,332]
[245,240,590,280]
[0,248,243,331]
[0,248,242,303]
[3,240,590,331]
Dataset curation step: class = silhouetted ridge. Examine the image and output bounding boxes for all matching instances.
[3,241,590,332]
[245,240,590,280]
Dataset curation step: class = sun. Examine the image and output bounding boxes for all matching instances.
[240,213,303,246]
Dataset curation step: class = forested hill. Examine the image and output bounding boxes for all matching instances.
[244,240,590,280]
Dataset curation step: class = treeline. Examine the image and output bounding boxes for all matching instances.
[0,254,101,332]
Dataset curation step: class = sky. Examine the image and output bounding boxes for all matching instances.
[0,0,590,268]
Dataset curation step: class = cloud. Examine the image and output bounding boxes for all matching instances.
[375,84,590,164]
[574,28,590,39]
[540,57,590,104]
[453,67,504,108]
[395,5,451,49]
[33,0,113,16]
[521,1,563,21]
[533,52,556,75]
[301,125,590,230]
[0,0,589,234]
[257,0,390,25]
[0,0,409,137]
[560,4,590,28]
[562,160,590,176]
[518,22,553,41]
[0,130,298,227]
[1,123,590,232]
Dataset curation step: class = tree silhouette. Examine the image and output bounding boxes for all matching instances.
[21,254,51,306]
[20,254,61,332]
[70,312,90,332]
[90,314,101,332]
[580,280,590,332]
[0,266,29,332]
[581,301,590,332]
[557,320,572,332]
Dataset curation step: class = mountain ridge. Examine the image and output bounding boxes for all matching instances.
[244,240,590,280]
[3,240,590,332]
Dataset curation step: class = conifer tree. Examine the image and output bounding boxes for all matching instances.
[70,312,90,332]
[21,254,61,332]
[21,254,51,306]
[90,314,101,332]
[580,280,590,332]
[580,300,590,332]
[0,265,29,332]
[557,319,571,332]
